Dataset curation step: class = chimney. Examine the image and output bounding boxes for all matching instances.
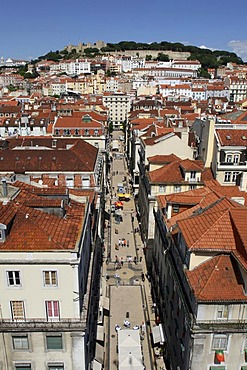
[2,179,7,197]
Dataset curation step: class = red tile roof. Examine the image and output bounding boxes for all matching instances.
[148,154,180,164]
[186,255,247,302]
[176,198,242,252]
[0,140,97,173]
[216,129,247,146]
[148,159,212,184]
[0,200,85,251]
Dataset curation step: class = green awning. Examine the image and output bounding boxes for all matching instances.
[241,366,247,370]
[210,367,225,370]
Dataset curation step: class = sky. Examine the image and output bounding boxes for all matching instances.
[1,0,247,62]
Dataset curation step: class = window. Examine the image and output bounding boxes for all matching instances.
[15,364,31,370]
[173,204,180,214]
[212,334,228,350]
[232,171,239,182]
[159,185,166,193]
[7,271,21,286]
[46,334,63,350]
[174,185,181,193]
[48,365,64,370]
[224,172,231,182]
[82,176,90,188]
[11,301,25,321]
[190,171,196,179]
[233,154,240,164]
[46,301,60,321]
[243,334,247,356]
[226,154,232,162]
[12,335,29,350]
[216,305,229,319]
[43,271,58,287]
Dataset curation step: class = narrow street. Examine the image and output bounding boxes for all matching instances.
[101,131,166,370]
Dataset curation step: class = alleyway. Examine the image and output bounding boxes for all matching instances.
[101,131,166,370]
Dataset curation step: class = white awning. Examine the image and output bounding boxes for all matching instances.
[96,325,104,341]
[159,323,165,345]
[152,325,161,344]
[95,343,104,364]
[93,359,102,370]
[101,296,109,310]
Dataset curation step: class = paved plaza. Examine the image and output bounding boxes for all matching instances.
[100,132,166,370]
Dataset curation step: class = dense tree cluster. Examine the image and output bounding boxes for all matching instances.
[29,41,244,73]
[100,41,244,69]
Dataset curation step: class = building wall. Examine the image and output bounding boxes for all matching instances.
[0,332,85,370]
[145,135,193,166]
[0,256,78,320]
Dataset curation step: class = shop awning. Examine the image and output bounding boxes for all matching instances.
[95,343,104,364]
[92,360,102,370]
[118,193,126,198]
[151,324,165,345]
[151,325,162,344]
[210,367,225,370]
[96,325,104,341]
[101,296,109,311]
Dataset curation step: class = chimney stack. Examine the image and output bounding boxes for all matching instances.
[2,179,7,197]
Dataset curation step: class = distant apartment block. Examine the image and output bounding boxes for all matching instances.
[103,92,131,129]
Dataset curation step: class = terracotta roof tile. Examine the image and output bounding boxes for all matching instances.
[0,201,85,251]
[148,154,180,164]
[186,255,247,302]
[176,198,242,251]
[216,129,247,146]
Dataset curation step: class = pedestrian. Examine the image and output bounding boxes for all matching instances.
[140,256,142,262]
[127,240,129,247]
[121,257,124,266]
[134,256,137,265]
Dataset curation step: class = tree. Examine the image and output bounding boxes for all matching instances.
[145,55,152,61]
[84,47,99,54]
[156,53,170,62]
[198,68,211,78]
[108,121,114,134]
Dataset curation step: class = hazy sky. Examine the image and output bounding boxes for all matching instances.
[1,0,247,61]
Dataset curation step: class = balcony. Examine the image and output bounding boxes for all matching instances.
[193,319,247,332]
[0,318,86,332]
[218,162,247,170]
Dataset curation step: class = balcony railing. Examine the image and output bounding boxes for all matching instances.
[0,318,87,332]
[193,319,247,332]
